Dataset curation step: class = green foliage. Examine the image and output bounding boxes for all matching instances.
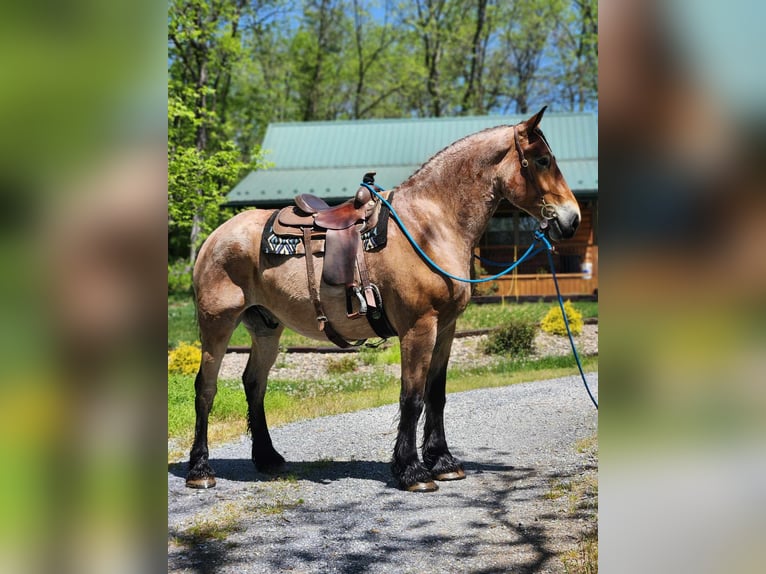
[168,341,201,376]
[473,281,499,296]
[483,318,537,357]
[168,260,193,297]
[168,136,249,228]
[168,0,270,263]
[553,0,598,111]
[169,0,598,145]
[168,94,260,260]
[541,300,583,336]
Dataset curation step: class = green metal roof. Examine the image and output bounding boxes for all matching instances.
[227,113,597,206]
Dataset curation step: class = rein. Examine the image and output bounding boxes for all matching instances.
[359,180,598,410]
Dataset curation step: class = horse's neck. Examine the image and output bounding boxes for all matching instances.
[391,128,510,264]
[395,168,500,251]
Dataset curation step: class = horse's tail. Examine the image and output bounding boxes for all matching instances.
[190,272,202,344]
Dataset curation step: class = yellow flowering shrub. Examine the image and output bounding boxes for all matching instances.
[168,341,202,375]
[540,300,583,336]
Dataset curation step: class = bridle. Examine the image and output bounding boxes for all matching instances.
[513,124,558,222]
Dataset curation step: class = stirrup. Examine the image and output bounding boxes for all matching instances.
[365,283,383,320]
[346,285,368,319]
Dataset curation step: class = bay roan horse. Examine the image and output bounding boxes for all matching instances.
[187,107,581,492]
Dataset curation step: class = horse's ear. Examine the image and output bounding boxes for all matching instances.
[525,106,548,132]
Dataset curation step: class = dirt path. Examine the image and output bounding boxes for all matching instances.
[168,374,598,573]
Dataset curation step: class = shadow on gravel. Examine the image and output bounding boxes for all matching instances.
[167,458,393,486]
[168,458,534,489]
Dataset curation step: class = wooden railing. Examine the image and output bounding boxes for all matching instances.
[478,272,598,298]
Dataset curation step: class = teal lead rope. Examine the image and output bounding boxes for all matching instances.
[361,181,598,409]
[534,231,598,409]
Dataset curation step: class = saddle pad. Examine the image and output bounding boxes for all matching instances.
[261,196,393,256]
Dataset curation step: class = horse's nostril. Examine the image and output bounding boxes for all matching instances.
[571,212,580,231]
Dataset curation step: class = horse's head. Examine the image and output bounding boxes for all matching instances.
[495,106,581,241]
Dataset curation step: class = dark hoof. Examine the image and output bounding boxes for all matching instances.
[406,481,439,492]
[434,468,466,481]
[186,476,216,489]
[425,452,464,480]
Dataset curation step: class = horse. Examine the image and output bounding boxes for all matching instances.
[186,106,581,492]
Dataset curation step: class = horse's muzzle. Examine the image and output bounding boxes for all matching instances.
[564,211,581,236]
[546,208,580,241]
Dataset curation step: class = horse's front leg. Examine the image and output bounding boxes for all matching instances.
[422,323,465,481]
[392,320,439,492]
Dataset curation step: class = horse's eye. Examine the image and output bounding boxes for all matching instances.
[535,155,551,169]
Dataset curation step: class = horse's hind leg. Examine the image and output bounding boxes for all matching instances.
[186,312,239,489]
[241,306,286,473]
[422,324,465,481]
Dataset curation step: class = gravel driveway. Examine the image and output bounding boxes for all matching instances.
[168,374,598,573]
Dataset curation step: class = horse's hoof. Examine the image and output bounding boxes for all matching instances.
[406,481,439,492]
[186,476,216,489]
[434,469,466,481]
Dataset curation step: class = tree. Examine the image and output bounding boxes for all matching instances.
[168,0,270,266]
[552,0,598,111]
[407,0,467,117]
[460,0,490,114]
[168,95,255,266]
[350,0,403,118]
[499,0,566,114]
[291,0,348,121]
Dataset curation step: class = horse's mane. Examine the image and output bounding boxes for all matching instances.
[398,124,512,189]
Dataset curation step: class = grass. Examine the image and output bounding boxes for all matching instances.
[170,485,305,547]
[562,529,598,574]
[459,299,597,330]
[170,502,244,546]
[325,355,358,374]
[168,297,597,350]
[359,340,401,365]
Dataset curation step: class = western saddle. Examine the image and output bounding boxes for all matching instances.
[271,172,395,347]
